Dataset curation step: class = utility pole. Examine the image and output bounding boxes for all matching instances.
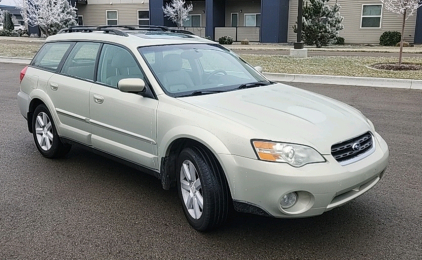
[294,0,304,49]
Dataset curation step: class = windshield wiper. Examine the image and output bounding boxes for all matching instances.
[237,81,271,89]
[179,90,225,97]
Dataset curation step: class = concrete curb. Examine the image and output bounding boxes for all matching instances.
[0,57,31,64]
[1,57,420,90]
[264,72,422,90]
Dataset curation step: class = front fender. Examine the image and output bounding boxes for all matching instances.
[158,125,231,158]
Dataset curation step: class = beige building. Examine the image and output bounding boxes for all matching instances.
[76,0,422,44]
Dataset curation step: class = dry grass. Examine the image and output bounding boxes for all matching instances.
[242,54,422,80]
[0,42,42,58]
[1,40,421,80]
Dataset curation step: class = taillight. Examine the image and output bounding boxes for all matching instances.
[20,66,28,83]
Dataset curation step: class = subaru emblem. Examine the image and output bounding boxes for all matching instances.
[352,143,361,151]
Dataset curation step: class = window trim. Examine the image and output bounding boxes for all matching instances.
[244,13,261,27]
[185,14,201,27]
[106,10,118,26]
[231,13,238,27]
[360,4,383,29]
[137,10,150,26]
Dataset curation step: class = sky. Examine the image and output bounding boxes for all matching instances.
[0,0,17,7]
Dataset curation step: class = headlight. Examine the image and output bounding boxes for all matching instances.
[252,140,326,167]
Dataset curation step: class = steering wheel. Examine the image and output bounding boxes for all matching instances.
[204,70,227,83]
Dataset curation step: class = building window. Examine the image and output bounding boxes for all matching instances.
[244,13,261,27]
[138,10,149,26]
[361,5,382,28]
[78,15,83,25]
[231,13,238,27]
[185,14,201,27]
[106,10,118,25]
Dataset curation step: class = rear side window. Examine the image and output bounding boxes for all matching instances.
[61,42,101,81]
[32,42,72,71]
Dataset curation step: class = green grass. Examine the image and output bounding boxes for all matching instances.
[242,54,422,80]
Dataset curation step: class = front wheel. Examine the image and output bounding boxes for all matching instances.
[177,147,229,231]
[32,104,71,158]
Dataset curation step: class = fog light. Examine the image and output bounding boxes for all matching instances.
[280,192,298,209]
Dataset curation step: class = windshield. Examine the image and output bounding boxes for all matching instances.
[138,44,269,97]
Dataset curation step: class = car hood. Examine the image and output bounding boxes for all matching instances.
[179,83,372,154]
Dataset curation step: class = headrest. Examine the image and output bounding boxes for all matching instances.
[111,50,138,68]
[163,54,183,72]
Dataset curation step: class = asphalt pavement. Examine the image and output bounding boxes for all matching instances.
[1,62,421,259]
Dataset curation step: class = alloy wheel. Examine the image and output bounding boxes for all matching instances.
[35,112,53,151]
[180,160,203,219]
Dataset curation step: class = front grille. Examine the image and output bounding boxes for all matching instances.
[331,132,373,165]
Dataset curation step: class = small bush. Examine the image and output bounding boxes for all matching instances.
[241,39,249,45]
[218,36,233,45]
[379,31,401,46]
[0,30,13,36]
[335,37,345,45]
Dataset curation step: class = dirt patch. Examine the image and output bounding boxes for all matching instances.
[371,63,422,71]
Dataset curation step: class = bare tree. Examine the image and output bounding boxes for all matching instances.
[18,0,77,36]
[380,0,422,65]
[162,0,193,28]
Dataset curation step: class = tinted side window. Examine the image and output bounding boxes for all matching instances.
[97,44,144,88]
[32,42,72,71]
[61,42,101,81]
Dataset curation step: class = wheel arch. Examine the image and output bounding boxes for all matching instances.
[27,91,58,134]
[159,129,232,201]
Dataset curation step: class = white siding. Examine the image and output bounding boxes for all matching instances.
[288,0,417,44]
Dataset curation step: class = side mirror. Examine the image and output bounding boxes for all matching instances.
[254,66,263,73]
[118,78,146,93]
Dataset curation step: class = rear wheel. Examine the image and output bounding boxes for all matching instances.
[177,147,229,231]
[32,104,71,158]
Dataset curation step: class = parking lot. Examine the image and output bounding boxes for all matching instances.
[1,62,421,259]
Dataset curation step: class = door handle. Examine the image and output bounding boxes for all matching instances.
[50,83,58,91]
[93,94,104,104]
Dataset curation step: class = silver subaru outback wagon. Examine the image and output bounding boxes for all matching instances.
[17,26,389,231]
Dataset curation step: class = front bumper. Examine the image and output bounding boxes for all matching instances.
[220,132,389,218]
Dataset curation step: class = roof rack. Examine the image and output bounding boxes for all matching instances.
[58,25,195,37]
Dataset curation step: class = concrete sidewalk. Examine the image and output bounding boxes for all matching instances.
[1,55,421,91]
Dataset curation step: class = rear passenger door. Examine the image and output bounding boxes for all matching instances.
[89,44,159,170]
[47,42,101,145]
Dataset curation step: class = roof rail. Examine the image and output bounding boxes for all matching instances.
[58,25,195,37]
[58,26,129,36]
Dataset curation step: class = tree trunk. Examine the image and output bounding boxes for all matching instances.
[399,9,406,66]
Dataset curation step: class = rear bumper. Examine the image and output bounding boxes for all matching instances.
[220,132,389,218]
[17,91,30,119]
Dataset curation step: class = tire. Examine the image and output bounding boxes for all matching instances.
[32,104,71,158]
[176,147,229,231]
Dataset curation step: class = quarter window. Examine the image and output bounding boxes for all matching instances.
[138,11,149,26]
[61,42,101,81]
[361,5,382,28]
[32,42,72,71]
[106,10,118,25]
[184,14,201,27]
[97,44,144,88]
[245,13,261,27]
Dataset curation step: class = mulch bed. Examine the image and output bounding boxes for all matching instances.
[371,63,422,71]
